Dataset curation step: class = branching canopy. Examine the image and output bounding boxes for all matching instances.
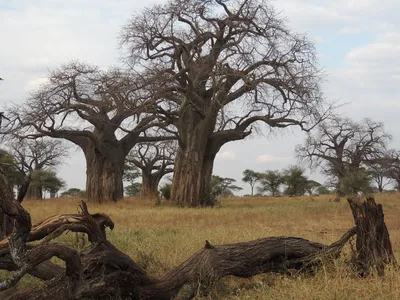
[121,0,328,146]
[296,117,391,180]
[3,62,172,154]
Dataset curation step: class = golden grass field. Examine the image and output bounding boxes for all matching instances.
[3,193,400,299]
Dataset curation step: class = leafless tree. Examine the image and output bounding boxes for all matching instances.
[7,137,69,200]
[296,117,391,195]
[126,141,176,199]
[3,62,173,203]
[120,0,328,206]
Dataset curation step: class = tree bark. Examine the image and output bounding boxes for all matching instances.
[26,181,42,200]
[171,112,213,207]
[85,146,124,203]
[140,172,160,199]
[347,196,395,276]
[171,145,217,207]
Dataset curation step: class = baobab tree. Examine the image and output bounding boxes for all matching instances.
[4,63,172,203]
[296,117,391,195]
[121,0,327,206]
[126,141,175,199]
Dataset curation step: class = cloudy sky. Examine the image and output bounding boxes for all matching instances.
[1,0,399,195]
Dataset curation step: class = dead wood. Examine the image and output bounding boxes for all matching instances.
[348,196,395,276]
[0,166,376,300]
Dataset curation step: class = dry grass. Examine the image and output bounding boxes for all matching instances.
[3,193,400,299]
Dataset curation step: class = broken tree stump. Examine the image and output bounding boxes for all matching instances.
[348,196,395,276]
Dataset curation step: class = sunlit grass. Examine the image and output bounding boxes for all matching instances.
[2,193,400,299]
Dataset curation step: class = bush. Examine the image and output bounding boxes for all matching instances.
[160,183,171,200]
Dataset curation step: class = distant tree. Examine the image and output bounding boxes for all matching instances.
[282,166,309,196]
[379,150,400,191]
[297,117,390,196]
[316,185,331,195]
[160,183,172,200]
[121,0,327,206]
[0,149,24,190]
[39,170,66,198]
[242,169,262,196]
[338,168,373,195]
[211,175,243,199]
[366,157,393,192]
[305,180,322,195]
[123,164,141,184]
[125,182,142,197]
[257,170,284,197]
[1,137,68,200]
[60,188,85,199]
[126,141,175,199]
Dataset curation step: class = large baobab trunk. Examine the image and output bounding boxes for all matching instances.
[85,147,124,203]
[171,148,206,207]
[171,114,216,207]
[171,150,217,207]
[171,141,216,207]
[140,173,160,199]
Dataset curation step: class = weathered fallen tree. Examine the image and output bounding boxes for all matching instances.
[1,212,355,300]
[0,166,394,299]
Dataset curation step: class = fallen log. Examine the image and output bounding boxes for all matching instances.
[0,200,356,300]
[0,167,388,300]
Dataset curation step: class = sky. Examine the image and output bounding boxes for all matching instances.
[1,0,400,195]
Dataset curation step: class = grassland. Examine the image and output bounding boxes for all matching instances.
[3,194,400,299]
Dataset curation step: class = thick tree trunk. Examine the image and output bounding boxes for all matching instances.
[348,196,395,276]
[171,146,216,207]
[140,173,160,199]
[171,112,214,207]
[85,147,124,203]
[26,182,42,200]
[172,147,205,207]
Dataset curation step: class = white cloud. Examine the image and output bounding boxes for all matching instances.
[216,151,237,160]
[340,39,400,93]
[24,77,49,93]
[339,27,361,35]
[256,154,291,163]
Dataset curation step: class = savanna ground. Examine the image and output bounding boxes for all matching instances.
[2,194,400,299]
